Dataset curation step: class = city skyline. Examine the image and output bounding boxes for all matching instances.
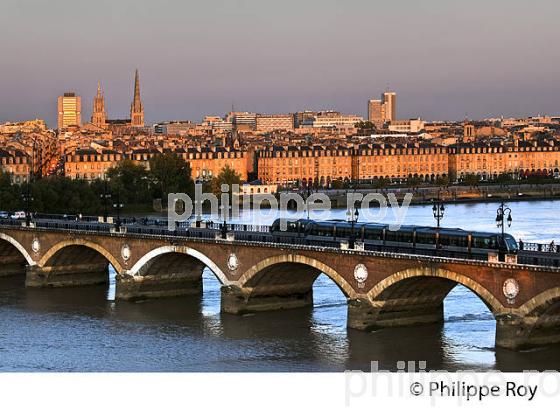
[1,0,560,127]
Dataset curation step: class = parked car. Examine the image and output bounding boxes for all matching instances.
[0,211,9,219]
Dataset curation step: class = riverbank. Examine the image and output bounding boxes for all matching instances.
[310,183,560,208]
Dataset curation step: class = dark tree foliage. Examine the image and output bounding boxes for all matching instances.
[149,153,194,200]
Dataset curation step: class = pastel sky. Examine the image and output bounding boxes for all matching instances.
[1,0,559,128]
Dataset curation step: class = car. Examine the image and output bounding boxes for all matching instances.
[0,211,9,219]
[10,211,26,220]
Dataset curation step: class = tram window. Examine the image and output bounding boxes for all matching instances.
[385,231,397,242]
[448,236,467,247]
[365,229,383,240]
[417,233,435,245]
[473,236,493,249]
[400,232,413,243]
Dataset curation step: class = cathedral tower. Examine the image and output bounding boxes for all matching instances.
[130,69,144,127]
[91,82,107,128]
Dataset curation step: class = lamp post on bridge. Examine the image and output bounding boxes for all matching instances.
[303,183,312,220]
[432,190,445,229]
[347,206,359,249]
[113,187,124,231]
[496,200,512,245]
[220,204,229,239]
[100,179,111,223]
[22,182,34,227]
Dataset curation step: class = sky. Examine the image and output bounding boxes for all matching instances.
[0,0,559,128]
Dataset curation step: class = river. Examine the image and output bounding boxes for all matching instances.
[1,199,560,371]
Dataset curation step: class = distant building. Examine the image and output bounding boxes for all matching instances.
[382,92,397,122]
[294,110,316,128]
[310,111,363,129]
[154,121,195,136]
[367,99,383,128]
[0,119,47,134]
[255,114,294,132]
[228,112,256,131]
[0,149,31,184]
[130,69,144,127]
[202,116,233,132]
[57,92,81,129]
[388,118,425,133]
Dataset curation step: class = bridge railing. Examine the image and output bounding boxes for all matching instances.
[519,241,560,254]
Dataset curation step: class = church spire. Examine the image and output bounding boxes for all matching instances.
[91,81,106,128]
[130,69,144,127]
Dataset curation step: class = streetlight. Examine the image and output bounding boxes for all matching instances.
[100,179,112,222]
[22,181,34,227]
[496,201,512,243]
[113,187,124,230]
[194,199,202,227]
[347,206,359,249]
[303,183,312,220]
[432,190,445,228]
[220,204,229,239]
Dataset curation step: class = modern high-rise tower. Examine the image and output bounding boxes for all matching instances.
[367,99,383,128]
[91,82,107,128]
[57,92,81,130]
[381,91,396,122]
[130,69,144,127]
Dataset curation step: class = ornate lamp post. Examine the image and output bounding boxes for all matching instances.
[347,206,359,249]
[220,204,229,239]
[100,180,111,222]
[113,188,124,230]
[22,183,34,227]
[496,201,512,243]
[304,183,312,220]
[432,190,445,228]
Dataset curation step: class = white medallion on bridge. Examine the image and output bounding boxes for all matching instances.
[353,264,368,289]
[121,244,131,262]
[227,253,239,272]
[31,237,40,254]
[503,278,520,304]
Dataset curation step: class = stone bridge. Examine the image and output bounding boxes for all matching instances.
[2,225,560,351]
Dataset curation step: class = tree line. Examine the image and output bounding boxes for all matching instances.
[0,153,242,215]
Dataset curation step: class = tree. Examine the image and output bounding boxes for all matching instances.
[373,177,389,189]
[407,176,423,188]
[330,178,344,190]
[0,170,21,211]
[106,159,150,205]
[464,173,480,188]
[27,176,103,215]
[149,153,194,200]
[210,164,242,199]
[496,172,513,185]
[436,175,449,187]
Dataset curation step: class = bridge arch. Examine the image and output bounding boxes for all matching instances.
[518,287,560,317]
[0,232,35,266]
[367,266,505,315]
[39,239,124,274]
[128,245,229,285]
[238,253,357,299]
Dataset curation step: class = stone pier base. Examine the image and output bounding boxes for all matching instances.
[347,298,444,331]
[0,256,26,277]
[25,264,109,288]
[221,285,313,314]
[496,313,560,350]
[116,273,203,301]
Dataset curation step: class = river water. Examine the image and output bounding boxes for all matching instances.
[1,200,560,372]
